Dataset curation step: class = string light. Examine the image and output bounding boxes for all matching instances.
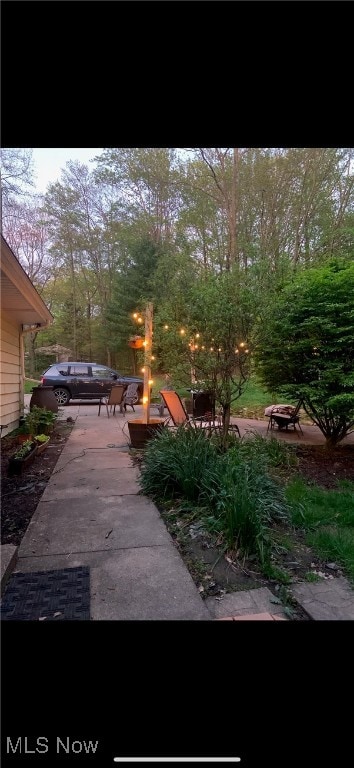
[180,329,185,335]
[164,324,169,330]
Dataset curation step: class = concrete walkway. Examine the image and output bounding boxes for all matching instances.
[2,399,354,620]
[8,401,209,620]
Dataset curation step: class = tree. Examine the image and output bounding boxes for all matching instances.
[0,148,34,212]
[156,271,252,442]
[254,260,354,447]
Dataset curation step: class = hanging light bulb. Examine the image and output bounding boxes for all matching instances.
[164,324,169,330]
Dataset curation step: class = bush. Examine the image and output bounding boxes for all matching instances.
[140,427,290,560]
[139,426,219,502]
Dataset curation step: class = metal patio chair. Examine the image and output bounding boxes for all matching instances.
[98,384,126,417]
[265,400,303,434]
[123,382,140,412]
[159,389,222,434]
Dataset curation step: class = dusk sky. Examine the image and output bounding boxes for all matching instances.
[30,148,102,193]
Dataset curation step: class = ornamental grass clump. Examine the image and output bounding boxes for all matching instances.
[209,454,290,559]
[139,426,220,502]
[140,427,290,560]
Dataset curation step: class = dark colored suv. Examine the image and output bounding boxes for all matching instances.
[40,362,144,406]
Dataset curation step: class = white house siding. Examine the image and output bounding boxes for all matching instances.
[0,312,21,436]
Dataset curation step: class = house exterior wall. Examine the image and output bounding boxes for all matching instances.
[0,311,21,436]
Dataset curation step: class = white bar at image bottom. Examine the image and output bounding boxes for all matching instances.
[113,757,241,763]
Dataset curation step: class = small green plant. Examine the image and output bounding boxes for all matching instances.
[35,433,49,443]
[13,440,35,459]
[262,562,291,584]
[24,406,57,436]
[304,571,321,583]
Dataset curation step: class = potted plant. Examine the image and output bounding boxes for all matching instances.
[8,439,38,476]
[36,408,57,435]
[25,405,57,436]
[34,433,50,454]
[17,422,34,444]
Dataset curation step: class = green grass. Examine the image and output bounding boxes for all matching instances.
[286,478,354,582]
[152,373,274,414]
[233,377,273,409]
[304,571,321,583]
[24,378,41,394]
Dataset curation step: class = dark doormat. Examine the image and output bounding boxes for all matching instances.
[0,566,90,620]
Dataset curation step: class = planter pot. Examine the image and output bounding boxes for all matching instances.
[127,419,164,449]
[128,337,144,349]
[18,433,34,445]
[8,444,38,476]
[35,438,50,455]
[30,386,58,414]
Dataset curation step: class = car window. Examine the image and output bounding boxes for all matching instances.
[57,367,69,375]
[91,366,111,378]
[69,366,90,376]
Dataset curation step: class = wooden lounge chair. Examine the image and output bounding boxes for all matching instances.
[266,400,303,434]
[98,384,126,417]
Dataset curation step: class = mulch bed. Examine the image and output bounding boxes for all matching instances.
[295,444,354,488]
[1,419,74,546]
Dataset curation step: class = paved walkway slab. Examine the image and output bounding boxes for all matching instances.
[291,578,354,620]
[206,587,288,619]
[1,545,18,595]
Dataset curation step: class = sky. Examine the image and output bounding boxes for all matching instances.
[30,148,102,193]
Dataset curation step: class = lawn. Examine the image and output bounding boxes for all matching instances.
[24,378,41,394]
[152,373,275,419]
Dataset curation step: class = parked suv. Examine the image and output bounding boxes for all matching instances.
[40,362,144,406]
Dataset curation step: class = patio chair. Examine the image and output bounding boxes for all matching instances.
[159,389,223,434]
[265,400,303,434]
[123,382,140,412]
[98,384,126,417]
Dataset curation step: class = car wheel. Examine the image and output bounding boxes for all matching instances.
[53,388,70,405]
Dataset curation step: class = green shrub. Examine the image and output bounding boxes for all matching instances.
[139,426,219,502]
[206,453,290,560]
[140,427,290,560]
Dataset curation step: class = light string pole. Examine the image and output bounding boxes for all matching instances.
[142,302,153,425]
